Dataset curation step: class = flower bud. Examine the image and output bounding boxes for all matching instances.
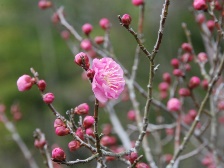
[196,13,205,24]
[178,88,191,97]
[82,23,93,35]
[74,52,90,69]
[127,110,136,121]
[201,79,208,90]
[188,109,197,119]
[74,103,89,115]
[160,91,168,99]
[87,69,95,79]
[83,116,95,129]
[94,36,104,44]
[193,0,207,10]
[102,124,112,135]
[206,20,215,32]
[60,30,70,40]
[136,162,150,168]
[163,154,173,163]
[80,39,92,51]
[55,126,70,136]
[163,72,171,84]
[43,93,55,104]
[181,43,192,53]
[34,139,46,148]
[86,128,95,137]
[188,76,201,89]
[173,69,184,77]
[51,12,60,24]
[54,118,66,128]
[132,0,144,6]
[76,127,84,140]
[37,80,46,91]
[100,136,117,146]
[167,98,181,112]
[38,0,52,10]
[17,74,34,92]
[99,18,110,30]
[170,58,179,69]
[52,147,66,162]
[68,140,80,152]
[181,53,193,63]
[158,82,169,92]
[128,152,138,164]
[185,64,191,71]
[121,14,132,26]
[197,52,208,63]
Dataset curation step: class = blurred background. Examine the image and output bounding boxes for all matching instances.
[0,0,205,167]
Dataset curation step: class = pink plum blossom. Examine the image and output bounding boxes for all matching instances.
[92,57,125,103]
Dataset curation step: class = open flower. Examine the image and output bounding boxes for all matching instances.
[92,57,125,103]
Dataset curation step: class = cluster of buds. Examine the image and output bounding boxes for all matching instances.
[54,118,70,136]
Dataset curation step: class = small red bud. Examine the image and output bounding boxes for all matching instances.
[34,139,46,148]
[37,80,46,91]
[136,162,150,168]
[55,126,70,136]
[167,98,181,112]
[87,69,95,79]
[82,23,93,35]
[74,52,90,69]
[38,0,52,10]
[102,124,112,135]
[218,101,224,110]
[128,152,138,164]
[173,69,184,77]
[100,136,117,146]
[52,147,66,162]
[121,14,132,26]
[170,58,179,69]
[83,116,95,129]
[178,88,191,97]
[206,20,215,32]
[181,53,193,63]
[54,118,66,128]
[196,13,205,24]
[80,39,92,51]
[197,52,208,63]
[188,109,197,119]
[74,103,89,115]
[193,0,207,10]
[132,0,144,6]
[127,110,136,121]
[201,79,208,90]
[162,72,171,84]
[189,76,201,89]
[94,36,104,44]
[158,82,169,91]
[86,128,95,137]
[99,18,110,30]
[76,127,84,140]
[17,74,34,92]
[43,93,55,104]
[68,140,80,152]
[60,30,70,40]
[181,43,192,53]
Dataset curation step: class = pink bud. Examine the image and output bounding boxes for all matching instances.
[218,101,224,110]
[74,103,89,115]
[102,124,112,135]
[43,93,55,104]
[136,162,150,168]
[34,139,46,148]
[94,36,104,44]
[52,147,66,162]
[54,118,66,128]
[173,69,184,77]
[83,116,95,129]
[163,72,171,84]
[178,88,191,97]
[60,30,70,40]
[74,52,90,69]
[193,0,207,10]
[100,136,117,146]
[201,79,208,90]
[206,20,215,32]
[38,0,52,10]
[197,52,208,63]
[167,98,181,112]
[215,1,222,10]
[82,23,93,35]
[51,12,60,24]
[183,114,193,125]
[132,0,144,6]
[68,140,80,152]
[188,109,197,119]
[121,14,132,26]
[87,49,97,59]
[170,58,179,69]
[127,110,136,121]
[86,128,95,137]
[185,64,191,71]
[86,69,95,79]
[128,152,138,164]
[196,13,205,24]
[99,18,110,30]
[189,76,201,89]
[76,127,84,140]
[158,82,169,91]
[80,39,92,51]
[37,80,46,91]
[17,74,34,92]
[181,43,192,53]
[181,53,193,63]
[160,91,168,99]
[55,126,70,136]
